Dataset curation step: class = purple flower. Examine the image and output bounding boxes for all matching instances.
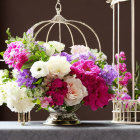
[61,52,73,62]
[35,41,46,52]
[117,92,131,101]
[72,52,96,62]
[26,28,33,36]
[100,65,118,85]
[17,69,37,88]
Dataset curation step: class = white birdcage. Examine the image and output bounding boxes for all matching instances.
[110,0,139,124]
[29,0,101,52]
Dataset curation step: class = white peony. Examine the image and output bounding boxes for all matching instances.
[4,81,35,113]
[30,61,49,79]
[44,43,55,56]
[48,41,65,53]
[64,76,88,106]
[71,45,90,55]
[47,56,71,78]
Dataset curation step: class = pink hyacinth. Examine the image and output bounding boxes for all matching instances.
[71,60,112,111]
[115,51,126,62]
[3,41,29,70]
[119,63,127,73]
[115,63,127,73]
[119,72,132,86]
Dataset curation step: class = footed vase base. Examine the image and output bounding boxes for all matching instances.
[43,112,80,125]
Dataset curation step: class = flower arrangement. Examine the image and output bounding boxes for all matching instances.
[0,28,119,115]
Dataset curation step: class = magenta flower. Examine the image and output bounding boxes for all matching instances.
[40,97,53,108]
[119,72,132,86]
[125,72,132,79]
[71,60,112,111]
[117,92,131,101]
[71,60,100,76]
[4,41,29,70]
[46,79,68,106]
[115,51,126,62]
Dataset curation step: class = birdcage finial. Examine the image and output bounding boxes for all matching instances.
[55,0,62,15]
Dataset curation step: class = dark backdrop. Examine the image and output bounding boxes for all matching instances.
[0,0,140,121]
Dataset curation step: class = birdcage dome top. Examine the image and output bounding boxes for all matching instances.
[29,0,102,52]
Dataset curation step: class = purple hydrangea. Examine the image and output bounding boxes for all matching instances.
[100,65,118,85]
[72,52,96,62]
[61,52,73,62]
[17,69,37,88]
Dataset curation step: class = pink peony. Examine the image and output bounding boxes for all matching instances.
[71,60,112,111]
[4,41,29,70]
[46,79,68,106]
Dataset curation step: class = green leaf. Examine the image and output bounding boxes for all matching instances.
[29,55,39,61]
[40,51,49,61]
[108,88,115,94]
[33,78,43,85]
[71,59,78,64]
[0,52,4,57]
[21,61,34,70]
[6,28,12,39]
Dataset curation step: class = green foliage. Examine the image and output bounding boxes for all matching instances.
[71,59,78,64]
[5,28,23,44]
[21,61,34,70]
[0,52,4,57]
[135,62,140,99]
[33,78,43,85]
[108,88,115,94]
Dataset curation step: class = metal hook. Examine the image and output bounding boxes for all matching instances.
[55,0,62,15]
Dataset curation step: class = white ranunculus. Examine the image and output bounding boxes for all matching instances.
[44,43,55,56]
[64,76,88,106]
[47,56,71,78]
[4,81,35,113]
[48,41,65,53]
[30,61,49,79]
[71,45,90,55]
